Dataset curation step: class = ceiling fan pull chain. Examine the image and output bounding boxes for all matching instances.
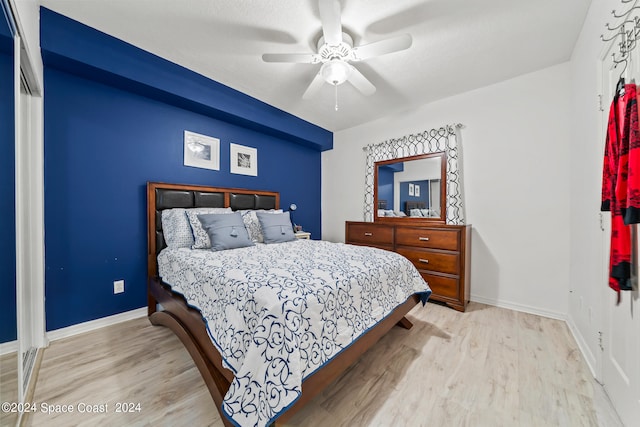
[334,83,339,111]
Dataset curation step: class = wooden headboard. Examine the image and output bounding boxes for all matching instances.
[147,182,279,278]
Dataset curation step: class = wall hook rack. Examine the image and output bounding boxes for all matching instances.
[602,1,640,76]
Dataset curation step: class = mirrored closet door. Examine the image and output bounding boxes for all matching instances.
[17,71,38,403]
[1,4,46,424]
[0,2,17,426]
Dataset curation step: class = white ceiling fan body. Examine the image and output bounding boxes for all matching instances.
[261,0,412,103]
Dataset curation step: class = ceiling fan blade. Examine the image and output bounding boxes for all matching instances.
[347,65,376,96]
[262,53,320,64]
[302,71,325,99]
[319,0,342,45]
[352,34,413,61]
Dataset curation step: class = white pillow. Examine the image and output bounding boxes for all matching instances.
[240,209,283,242]
[161,208,194,248]
[186,207,233,249]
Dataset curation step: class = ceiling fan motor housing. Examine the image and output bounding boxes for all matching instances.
[317,32,354,62]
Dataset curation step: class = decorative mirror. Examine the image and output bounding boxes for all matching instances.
[363,124,465,225]
[374,152,446,223]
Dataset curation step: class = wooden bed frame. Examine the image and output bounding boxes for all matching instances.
[146,182,421,426]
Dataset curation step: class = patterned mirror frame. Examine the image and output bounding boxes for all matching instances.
[364,124,465,225]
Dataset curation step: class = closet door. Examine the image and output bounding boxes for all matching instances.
[0,7,17,427]
[13,21,45,411]
[600,35,640,427]
[16,73,37,402]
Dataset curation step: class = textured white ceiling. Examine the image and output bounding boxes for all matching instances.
[40,0,592,132]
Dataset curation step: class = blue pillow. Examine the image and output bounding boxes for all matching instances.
[256,211,295,243]
[197,212,254,251]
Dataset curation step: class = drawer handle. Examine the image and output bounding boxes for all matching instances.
[419,258,429,264]
[418,237,430,241]
[364,232,373,236]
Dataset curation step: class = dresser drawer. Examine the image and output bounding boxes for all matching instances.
[346,223,393,245]
[421,273,459,300]
[396,248,459,275]
[348,241,394,251]
[395,227,459,251]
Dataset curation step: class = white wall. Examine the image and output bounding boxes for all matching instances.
[323,63,572,318]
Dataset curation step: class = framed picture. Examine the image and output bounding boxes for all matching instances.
[415,184,420,197]
[183,131,220,171]
[230,143,258,176]
[409,183,414,196]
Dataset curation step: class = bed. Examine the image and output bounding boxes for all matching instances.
[147,182,431,426]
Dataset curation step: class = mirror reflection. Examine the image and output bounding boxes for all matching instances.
[374,152,446,222]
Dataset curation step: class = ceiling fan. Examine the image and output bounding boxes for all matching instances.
[261,0,412,110]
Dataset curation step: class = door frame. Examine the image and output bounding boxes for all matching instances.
[598,28,640,426]
[6,0,46,410]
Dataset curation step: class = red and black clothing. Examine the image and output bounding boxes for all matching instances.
[602,83,640,294]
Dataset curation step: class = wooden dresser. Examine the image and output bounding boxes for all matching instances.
[345,221,471,312]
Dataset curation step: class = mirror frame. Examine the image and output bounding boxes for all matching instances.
[373,151,447,224]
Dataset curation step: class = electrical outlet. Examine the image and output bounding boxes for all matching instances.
[113,280,125,294]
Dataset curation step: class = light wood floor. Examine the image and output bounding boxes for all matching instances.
[1,351,19,427]
[20,302,623,427]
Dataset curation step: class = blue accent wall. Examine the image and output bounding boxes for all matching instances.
[0,29,15,342]
[0,16,11,54]
[40,8,332,152]
[378,167,395,210]
[42,9,329,331]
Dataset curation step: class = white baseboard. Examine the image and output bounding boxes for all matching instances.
[566,315,599,380]
[470,295,567,321]
[46,307,147,342]
[0,339,17,355]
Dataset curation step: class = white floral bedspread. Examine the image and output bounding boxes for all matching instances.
[158,239,430,427]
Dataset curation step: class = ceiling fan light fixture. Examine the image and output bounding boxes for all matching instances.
[320,59,351,85]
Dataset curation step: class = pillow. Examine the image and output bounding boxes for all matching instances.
[409,209,423,217]
[186,207,233,249]
[161,208,194,248]
[240,209,283,243]
[377,209,386,217]
[197,212,254,251]
[395,211,407,217]
[420,209,430,217]
[256,211,295,244]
